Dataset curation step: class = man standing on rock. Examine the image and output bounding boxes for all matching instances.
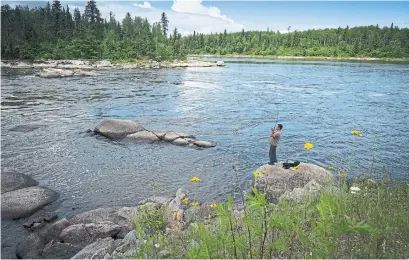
[269,124,282,165]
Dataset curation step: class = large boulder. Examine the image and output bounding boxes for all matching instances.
[255,163,334,203]
[278,179,322,203]
[16,233,44,259]
[42,240,82,259]
[59,222,122,247]
[70,207,136,238]
[126,130,160,143]
[1,186,59,219]
[39,218,72,244]
[94,119,144,139]
[1,171,38,193]
[71,237,116,259]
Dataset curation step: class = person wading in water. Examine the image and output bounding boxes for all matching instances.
[269,124,282,165]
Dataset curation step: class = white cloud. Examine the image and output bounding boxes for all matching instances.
[171,0,234,24]
[133,2,154,9]
[84,1,244,36]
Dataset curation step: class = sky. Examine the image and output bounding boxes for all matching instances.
[4,1,409,35]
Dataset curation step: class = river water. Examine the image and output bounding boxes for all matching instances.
[1,58,409,257]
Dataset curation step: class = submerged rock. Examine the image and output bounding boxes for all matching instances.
[1,186,59,219]
[94,119,144,139]
[1,171,38,194]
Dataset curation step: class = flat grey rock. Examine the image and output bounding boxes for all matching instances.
[1,186,59,219]
[70,207,136,238]
[42,240,82,259]
[71,237,116,259]
[172,138,190,146]
[162,132,180,142]
[59,222,122,247]
[1,171,38,194]
[94,119,144,139]
[126,130,160,142]
[194,140,216,148]
[23,210,57,230]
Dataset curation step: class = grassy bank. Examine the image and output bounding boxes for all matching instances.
[132,130,409,259]
[190,54,409,63]
[134,179,409,259]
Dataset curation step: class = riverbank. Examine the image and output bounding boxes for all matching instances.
[4,161,408,259]
[191,54,409,63]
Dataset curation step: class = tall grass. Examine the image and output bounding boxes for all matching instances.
[133,131,409,259]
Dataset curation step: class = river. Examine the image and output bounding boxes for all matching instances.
[1,58,409,257]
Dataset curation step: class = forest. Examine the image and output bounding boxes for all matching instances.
[2,0,409,60]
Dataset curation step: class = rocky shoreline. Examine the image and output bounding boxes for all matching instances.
[1,59,225,78]
[1,162,334,259]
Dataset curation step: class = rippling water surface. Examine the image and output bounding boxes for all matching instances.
[1,58,409,257]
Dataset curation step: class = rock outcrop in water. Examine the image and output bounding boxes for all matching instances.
[254,163,334,203]
[94,119,216,148]
[1,172,59,219]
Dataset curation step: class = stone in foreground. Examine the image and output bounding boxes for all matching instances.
[59,222,122,247]
[1,171,39,194]
[1,186,59,219]
[94,119,144,139]
[42,240,82,259]
[71,237,116,259]
[254,163,333,203]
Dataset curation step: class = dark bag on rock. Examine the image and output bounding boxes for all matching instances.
[283,161,300,169]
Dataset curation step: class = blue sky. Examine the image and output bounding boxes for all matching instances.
[6,1,409,35]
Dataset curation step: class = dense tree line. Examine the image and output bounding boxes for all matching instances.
[2,1,408,60]
[183,25,409,58]
[1,1,186,60]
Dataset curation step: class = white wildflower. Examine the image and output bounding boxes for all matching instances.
[155,243,160,248]
[350,186,361,194]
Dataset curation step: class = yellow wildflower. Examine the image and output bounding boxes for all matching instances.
[173,211,181,217]
[328,166,334,170]
[261,169,268,175]
[190,201,200,206]
[210,203,217,208]
[253,171,260,178]
[304,142,314,150]
[190,176,201,183]
[182,198,189,204]
[350,130,363,137]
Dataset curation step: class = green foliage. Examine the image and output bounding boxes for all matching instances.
[1,2,185,60]
[182,25,409,58]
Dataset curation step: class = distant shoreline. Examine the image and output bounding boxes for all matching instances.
[190,54,409,63]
